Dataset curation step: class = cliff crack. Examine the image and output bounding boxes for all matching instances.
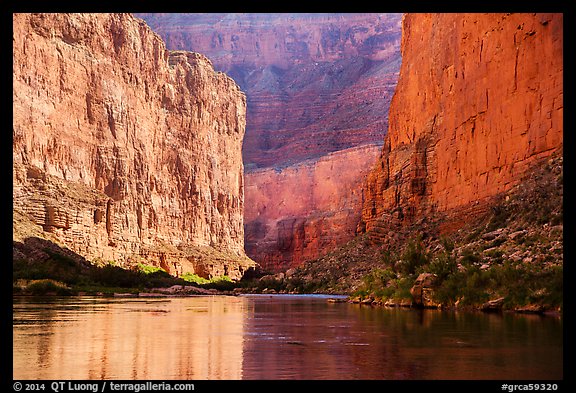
[513,47,519,92]
[106,104,117,139]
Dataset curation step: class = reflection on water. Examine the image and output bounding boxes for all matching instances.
[13,294,562,380]
[13,296,246,379]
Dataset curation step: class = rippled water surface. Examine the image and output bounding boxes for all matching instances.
[13,295,562,380]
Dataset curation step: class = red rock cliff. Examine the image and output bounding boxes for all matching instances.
[12,13,255,279]
[244,145,382,272]
[361,13,563,235]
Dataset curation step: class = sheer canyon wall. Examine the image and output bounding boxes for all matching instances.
[244,144,382,271]
[13,13,255,279]
[361,13,563,236]
[137,13,402,271]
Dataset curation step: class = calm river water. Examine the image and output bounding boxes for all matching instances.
[13,294,562,380]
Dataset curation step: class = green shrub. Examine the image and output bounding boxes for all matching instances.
[542,265,563,307]
[89,265,143,288]
[26,279,73,296]
[440,236,455,253]
[13,254,83,285]
[433,271,466,305]
[488,237,506,248]
[354,267,397,299]
[460,248,481,266]
[396,236,430,276]
[145,270,181,288]
[389,277,415,301]
[486,204,510,231]
[465,226,484,242]
[202,276,236,291]
[484,248,505,264]
[180,273,238,291]
[137,263,166,275]
[379,249,397,266]
[428,252,457,282]
[362,268,395,289]
[181,273,211,285]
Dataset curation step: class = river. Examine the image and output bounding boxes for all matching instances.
[12,294,562,380]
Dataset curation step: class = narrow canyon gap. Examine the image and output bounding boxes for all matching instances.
[137,13,404,272]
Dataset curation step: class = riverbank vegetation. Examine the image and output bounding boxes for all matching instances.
[349,234,563,311]
[13,255,234,296]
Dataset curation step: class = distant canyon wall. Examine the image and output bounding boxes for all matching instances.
[244,144,382,272]
[137,13,402,271]
[136,13,402,168]
[361,13,563,234]
[13,13,255,279]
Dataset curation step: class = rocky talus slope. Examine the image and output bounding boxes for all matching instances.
[13,13,255,279]
[251,152,563,313]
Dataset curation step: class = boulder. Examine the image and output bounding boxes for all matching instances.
[481,229,506,241]
[481,297,505,312]
[515,304,545,314]
[410,273,440,308]
[509,230,528,241]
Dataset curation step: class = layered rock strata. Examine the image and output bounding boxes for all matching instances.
[244,144,381,272]
[361,13,563,237]
[136,13,402,169]
[13,13,255,279]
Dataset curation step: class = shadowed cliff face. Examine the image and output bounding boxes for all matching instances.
[136,13,402,169]
[361,13,563,236]
[13,13,255,279]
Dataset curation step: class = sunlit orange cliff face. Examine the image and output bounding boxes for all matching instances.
[12,13,255,278]
[361,13,563,235]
